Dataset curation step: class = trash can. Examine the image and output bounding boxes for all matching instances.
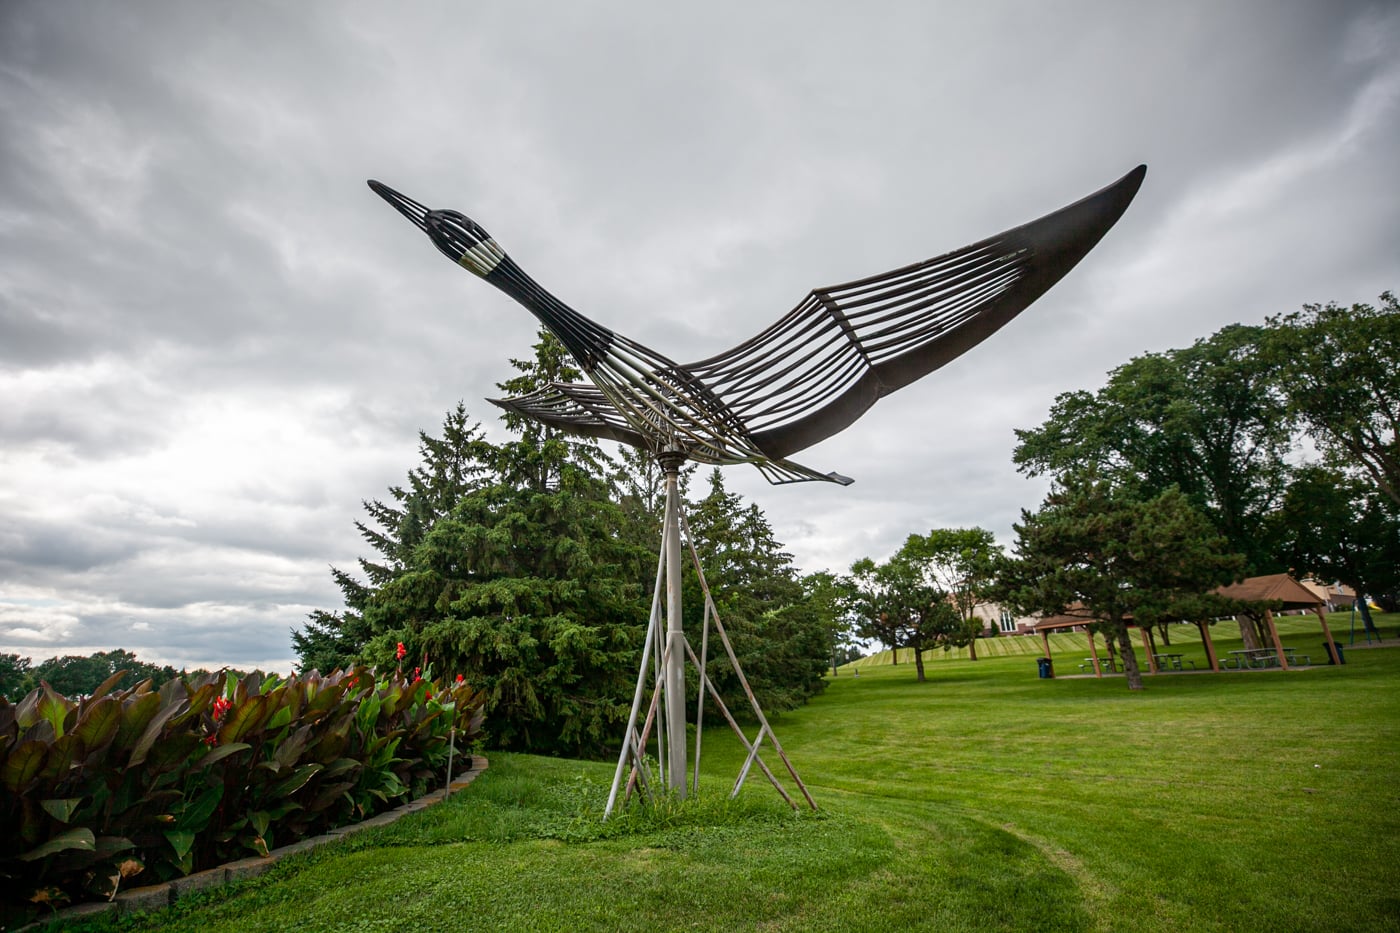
[1323,641,1345,665]
[1037,657,1054,679]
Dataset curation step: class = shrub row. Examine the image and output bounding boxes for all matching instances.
[0,666,485,922]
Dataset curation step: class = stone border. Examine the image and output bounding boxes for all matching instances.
[14,756,489,932]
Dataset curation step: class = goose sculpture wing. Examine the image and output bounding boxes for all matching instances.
[369,164,1145,485]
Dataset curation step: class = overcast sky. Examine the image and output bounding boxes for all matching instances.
[2,1,1397,674]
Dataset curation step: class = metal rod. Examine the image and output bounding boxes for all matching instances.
[733,724,767,796]
[692,569,712,795]
[681,510,816,811]
[663,453,688,797]
[681,639,796,809]
[605,523,669,819]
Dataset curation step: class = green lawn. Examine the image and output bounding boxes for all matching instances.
[60,616,1400,932]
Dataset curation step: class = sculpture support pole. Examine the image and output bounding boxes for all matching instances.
[661,450,688,796]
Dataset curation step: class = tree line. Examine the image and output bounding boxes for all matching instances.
[0,649,242,702]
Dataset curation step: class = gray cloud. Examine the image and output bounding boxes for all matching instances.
[2,0,1396,673]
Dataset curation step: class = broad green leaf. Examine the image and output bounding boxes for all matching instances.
[145,733,202,775]
[41,798,82,823]
[36,683,72,739]
[14,686,41,729]
[271,763,323,798]
[113,691,160,751]
[20,826,95,861]
[176,784,224,832]
[356,692,381,732]
[39,733,87,781]
[273,724,313,770]
[198,741,251,769]
[74,696,122,752]
[218,693,271,745]
[94,835,137,858]
[2,740,47,792]
[85,669,129,704]
[127,700,183,768]
[163,829,195,860]
[267,702,293,732]
[321,757,360,779]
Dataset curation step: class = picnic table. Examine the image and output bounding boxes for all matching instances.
[1226,647,1306,669]
[1079,657,1117,673]
[1152,653,1195,671]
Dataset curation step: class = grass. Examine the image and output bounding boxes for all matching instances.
[54,614,1400,932]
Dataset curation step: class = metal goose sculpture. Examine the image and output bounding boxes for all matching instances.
[368,164,1145,484]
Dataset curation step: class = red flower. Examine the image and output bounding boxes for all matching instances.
[212,696,232,723]
[396,642,407,661]
[455,674,464,684]
[425,690,433,702]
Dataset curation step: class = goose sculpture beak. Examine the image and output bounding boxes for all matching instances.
[367,179,430,234]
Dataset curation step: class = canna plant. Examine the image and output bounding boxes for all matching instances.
[0,666,484,926]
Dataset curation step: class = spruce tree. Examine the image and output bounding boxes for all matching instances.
[347,331,652,756]
[292,403,494,673]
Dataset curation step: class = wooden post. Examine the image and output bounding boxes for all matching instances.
[1198,620,1220,672]
[1040,629,1052,661]
[1264,609,1289,670]
[1140,627,1158,674]
[1316,607,1341,665]
[1086,630,1103,677]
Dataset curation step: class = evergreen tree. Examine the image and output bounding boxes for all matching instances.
[292,403,494,673]
[297,330,831,754]
[495,329,613,490]
[996,476,1249,690]
[683,470,828,713]
[364,451,650,756]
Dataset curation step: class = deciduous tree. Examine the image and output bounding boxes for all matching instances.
[1264,291,1400,506]
[1274,465,1400,627]
[899,527,1002,660]
[0,653,33,702]
[1013,325,1293,573]
[848,549,961,683]
[28,650,177,698]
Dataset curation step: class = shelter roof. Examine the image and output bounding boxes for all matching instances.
[1032,607,1136,633]
[1215,573,1322,610]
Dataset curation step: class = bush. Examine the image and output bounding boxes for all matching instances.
[0,666,484,922]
